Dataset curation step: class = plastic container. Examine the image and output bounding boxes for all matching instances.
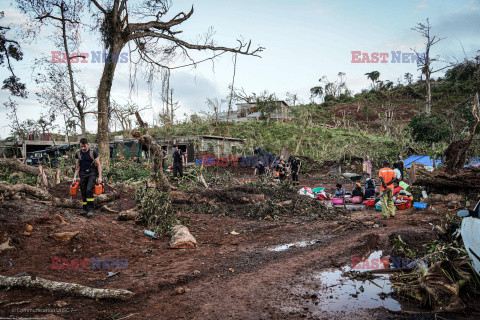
[94,183,104,195]
[375,203,382,211]
[363,199,375,207]
[414,202,428,209]
[332,198,344,205]
[395,197,412,210]
[143,230,158,239]
[70,182,79,196]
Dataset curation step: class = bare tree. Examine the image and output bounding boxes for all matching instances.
[17,0,264,170]
[111,100,147,132]
[412,18,445,114]
[206,97,221,125]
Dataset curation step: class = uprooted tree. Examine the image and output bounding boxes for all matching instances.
[16,0,263,170]
[412,93,480,189]
[444,93,480,174]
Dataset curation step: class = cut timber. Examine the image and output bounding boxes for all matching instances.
[0,181,119,208]
[49,231,79,243]
[118,209,139,221]
[0,181,51,200]
[412,163,480,189]
[169,225,197,249]
[0,275,133,300]
[0,158,68,186]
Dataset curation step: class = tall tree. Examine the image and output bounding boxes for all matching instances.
[0,11,26,97]
[412,18,444,115]
[365,71,380,90]
[17,0,263,169]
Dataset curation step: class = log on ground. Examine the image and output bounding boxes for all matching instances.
[0,275,133,300]
[412,163,480,189]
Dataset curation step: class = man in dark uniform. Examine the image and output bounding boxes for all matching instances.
[277,163,286,181]
[290,156,301,187]
[172,144,184,180]
[254,159,265,176]
[73,138,102,217]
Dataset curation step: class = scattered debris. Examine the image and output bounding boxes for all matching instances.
[169,225,197,249]
[172,287,186,295]
[49,231,79,243]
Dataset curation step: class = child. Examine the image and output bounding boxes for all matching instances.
[334,183,346,197]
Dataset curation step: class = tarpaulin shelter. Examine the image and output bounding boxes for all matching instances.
[403,155,442,169]
[111,140,143,159]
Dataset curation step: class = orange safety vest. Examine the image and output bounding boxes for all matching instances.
[379,167,396,191]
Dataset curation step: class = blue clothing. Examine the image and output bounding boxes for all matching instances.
[75,149,98,172]
[334,189,346,197]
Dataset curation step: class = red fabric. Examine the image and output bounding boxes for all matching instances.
[393,186,404,195]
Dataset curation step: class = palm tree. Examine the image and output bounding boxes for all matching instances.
[365,71,380,90]
[310,86,324,103]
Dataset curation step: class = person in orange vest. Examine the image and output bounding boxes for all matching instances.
[379,160,396,219]
[73,138,102,218]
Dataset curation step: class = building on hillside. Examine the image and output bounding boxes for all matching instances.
[217,100,292,123]
[154,135,244,163]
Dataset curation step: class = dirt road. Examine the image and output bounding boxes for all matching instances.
[2,192,477,320]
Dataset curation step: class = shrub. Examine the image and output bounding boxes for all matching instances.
[408,113,451,144]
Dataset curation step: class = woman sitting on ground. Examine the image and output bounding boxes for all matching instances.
[352,182,364,198]
[334,184,346,197]
[364,178,376,199]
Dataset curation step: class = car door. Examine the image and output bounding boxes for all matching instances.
[462,201,480,275]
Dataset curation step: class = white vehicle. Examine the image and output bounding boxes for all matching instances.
[457,200,480,275]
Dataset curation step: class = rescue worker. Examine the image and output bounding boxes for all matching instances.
[254,159,266,176]
[290,156,301,187]
[72,138,102,217]
[379,160,396,219]
[172,144,184,180]
[277,163,286,181]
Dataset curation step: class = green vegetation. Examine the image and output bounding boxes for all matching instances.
[105,158,151,183]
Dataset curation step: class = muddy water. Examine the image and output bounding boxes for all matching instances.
[269,240,319,252]
[310,251,403,317]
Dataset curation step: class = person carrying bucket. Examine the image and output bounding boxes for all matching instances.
[379,160,396,219]
[72,137,103,218]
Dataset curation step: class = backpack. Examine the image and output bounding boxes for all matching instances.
[76,149,97,167]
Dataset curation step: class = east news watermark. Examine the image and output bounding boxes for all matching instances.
[351,51,425,64]
[51,257,128,270]
[51,51,129,63]
[352,256,428,270]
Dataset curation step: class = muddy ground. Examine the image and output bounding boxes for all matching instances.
[1,171,479,320]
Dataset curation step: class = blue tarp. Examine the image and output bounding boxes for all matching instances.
[403,155,442,169]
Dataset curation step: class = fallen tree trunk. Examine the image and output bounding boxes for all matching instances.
[0,181,119,208]
[131,131,171,191]
[0,158,69,186]
[0,181,52,200]
[0,275,133,300]
[412,163,480,189]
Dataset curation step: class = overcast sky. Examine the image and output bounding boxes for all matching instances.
[1,0,479,138]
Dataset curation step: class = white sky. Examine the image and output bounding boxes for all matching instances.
[1,0,479,138]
